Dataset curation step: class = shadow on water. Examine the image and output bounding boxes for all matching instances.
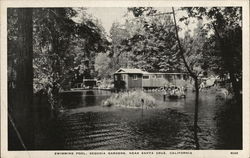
[60,92,84,109]
[60,90,110,109]
[214,97,242,149]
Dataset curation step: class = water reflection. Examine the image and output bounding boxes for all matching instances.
[60,90,111,109]
[85,91,96,106]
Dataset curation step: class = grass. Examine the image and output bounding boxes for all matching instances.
[103,90,157,108]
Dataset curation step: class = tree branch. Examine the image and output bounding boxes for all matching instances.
[212,22,222,41]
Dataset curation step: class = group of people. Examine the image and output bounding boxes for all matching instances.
[163,85,186,100]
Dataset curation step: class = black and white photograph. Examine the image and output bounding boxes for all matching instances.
[1,1,249,157]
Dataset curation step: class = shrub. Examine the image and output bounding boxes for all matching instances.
[103,90,157,108]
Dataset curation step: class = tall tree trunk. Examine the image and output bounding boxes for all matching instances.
[47,9,62,115]
[11,8,34,149]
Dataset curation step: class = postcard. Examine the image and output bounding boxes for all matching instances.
[1,0,249,158]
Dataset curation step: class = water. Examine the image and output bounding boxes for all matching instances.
[34,89,242,150]
[60,90,111,109]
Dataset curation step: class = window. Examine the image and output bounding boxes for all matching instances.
[156,74,162,78]
[132,75,137,80]
[167,75,173,81]
[114,75,118,81]
[151,75,156,79]
[183,74,188,80]
[165,75,170,80]
[143,75,149,79]
[177,74,182,79]
[122,74,126,81]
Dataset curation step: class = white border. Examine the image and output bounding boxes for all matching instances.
[1,1,249,158]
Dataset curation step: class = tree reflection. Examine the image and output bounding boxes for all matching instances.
[85,91,96,106]
[194,86,200,149]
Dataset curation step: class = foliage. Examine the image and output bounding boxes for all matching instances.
[75,11,110,79]
[103,90,157,108]
[109,7,183,73]
[94,53,112,79]
[181,7,242,96]
[127,7,157,17]
[181,19,209,75]
[32,8,78,108]
[109,22,131,71]
[8,8,110,109]
[98,78,114,89]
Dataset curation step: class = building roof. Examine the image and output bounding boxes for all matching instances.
[114,68,146,74]
[146,72,187,75]
[114,68,187,75]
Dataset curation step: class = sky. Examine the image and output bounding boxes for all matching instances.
[86,7,128,35]
[84,7,201,37]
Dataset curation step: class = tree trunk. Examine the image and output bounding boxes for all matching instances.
[228,68,241,99]
[11,8,34,149]
[48,9,62,114]
[194,77,200,149]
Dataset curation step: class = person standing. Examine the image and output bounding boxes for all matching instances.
[163,89,167,101]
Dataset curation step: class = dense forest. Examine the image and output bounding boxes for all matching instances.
[7,7,242,149]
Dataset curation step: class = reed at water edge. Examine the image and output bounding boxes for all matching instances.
[103,90,157,108]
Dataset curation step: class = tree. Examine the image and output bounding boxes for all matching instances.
[173,7,242,149]
[75,16,110,79]
[32,8,110,111]
[182,7,242,99]
[33,8,78,111]
[110,7,183,73]
[127,7,157,17]
[109,21,131,70]
[94,53,112,79]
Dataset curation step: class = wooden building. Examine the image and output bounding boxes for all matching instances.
[114,68,145,90]
[142,72,188,89]
[114,68,189,90]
